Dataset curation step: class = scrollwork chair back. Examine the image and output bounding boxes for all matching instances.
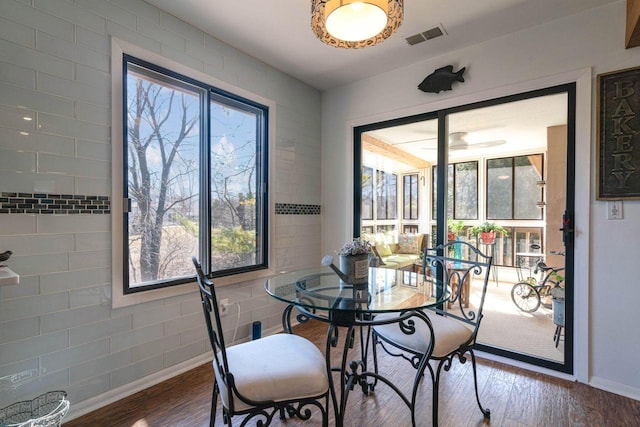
[372,241,493,427]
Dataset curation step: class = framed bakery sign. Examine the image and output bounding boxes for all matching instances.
[597,66,640,200]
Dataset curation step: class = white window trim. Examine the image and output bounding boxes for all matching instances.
[110,38,276,308]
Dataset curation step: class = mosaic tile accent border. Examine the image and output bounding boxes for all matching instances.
[275,203,321,215]
[0,192,110,214]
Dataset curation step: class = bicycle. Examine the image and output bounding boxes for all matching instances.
[511,251,565,313]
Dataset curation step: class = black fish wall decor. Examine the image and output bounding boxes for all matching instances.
[0,250,11,266]
[418,65,466,93]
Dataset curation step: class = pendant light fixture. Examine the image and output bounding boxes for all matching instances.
[311,0,404,48]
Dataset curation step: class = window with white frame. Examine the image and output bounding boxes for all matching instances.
[122,55,268,293]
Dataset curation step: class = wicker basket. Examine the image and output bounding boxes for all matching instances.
[0,391,69,427]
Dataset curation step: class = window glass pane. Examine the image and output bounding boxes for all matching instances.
[411,175,418,219]
[376,171,397,220]
[487,158,513,219]
[376,225,396,234]
[454,161,478,219]
[210,98,263,271]
[126,65,201,287]
[387,172,397,219]
[514,228,543,270]
[403,175,409,219]
[494,227,513,266]
[362,166,373,220]
[403,174,418,220]
[432,166,437,220]
[447,164,454,218]
[514,155,543,219]
[432,165,454,219]
[403,224,418,233]
[430,224,437,247]
[376,170,387,219]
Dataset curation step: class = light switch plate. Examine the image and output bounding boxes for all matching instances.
[607,201,623,220]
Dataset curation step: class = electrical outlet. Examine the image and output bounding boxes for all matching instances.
[219,298,230,315]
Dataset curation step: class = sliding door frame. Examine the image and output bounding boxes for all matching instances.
[353,83,576,373]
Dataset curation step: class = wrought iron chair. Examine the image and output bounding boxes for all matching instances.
[371,241,493,426]
[192,257,329,426]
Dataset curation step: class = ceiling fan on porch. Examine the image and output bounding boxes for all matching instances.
[389,131,505,152]
[446,131,506,150]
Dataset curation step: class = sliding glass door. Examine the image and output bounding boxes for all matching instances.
[354,84,575,373]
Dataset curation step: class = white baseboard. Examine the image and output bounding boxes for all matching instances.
[65,352,212,422]
[478,350,640,402]
[475,350,576,381]
[589,376,640,401]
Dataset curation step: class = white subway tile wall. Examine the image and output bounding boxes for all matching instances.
[0,0,321,417]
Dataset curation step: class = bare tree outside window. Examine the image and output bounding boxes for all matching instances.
[209,99,262,271]
[126,66,202,287]
[123,58,268,291]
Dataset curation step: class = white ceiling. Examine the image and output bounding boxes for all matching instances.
[144,0,616,91]
[142,0,607,162]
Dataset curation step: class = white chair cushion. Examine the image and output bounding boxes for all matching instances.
[373,312,473,358]
[215,333,329,412]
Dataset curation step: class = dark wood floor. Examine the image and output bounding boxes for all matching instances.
[65,320,640,426]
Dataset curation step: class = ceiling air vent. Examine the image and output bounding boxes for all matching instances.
[423,26,444,40]
[405,33,426,46]
[405,25,446,46]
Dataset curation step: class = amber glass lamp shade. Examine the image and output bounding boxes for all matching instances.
[311,0,403,48]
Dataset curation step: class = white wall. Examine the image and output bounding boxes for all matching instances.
[321,0,640,399]
[1,0,637,418]
[0,0,322,417]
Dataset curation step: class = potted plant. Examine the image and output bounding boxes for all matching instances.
[470,222,509,245]
[337,237,372,285]
[338,237,372,257]
[447,219,465,241]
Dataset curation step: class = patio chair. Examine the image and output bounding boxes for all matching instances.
[372,241,493,426]
[192,257,329,426]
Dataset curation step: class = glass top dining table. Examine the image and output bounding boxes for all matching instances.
[265,266,451,426]
[265,266,450,318]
